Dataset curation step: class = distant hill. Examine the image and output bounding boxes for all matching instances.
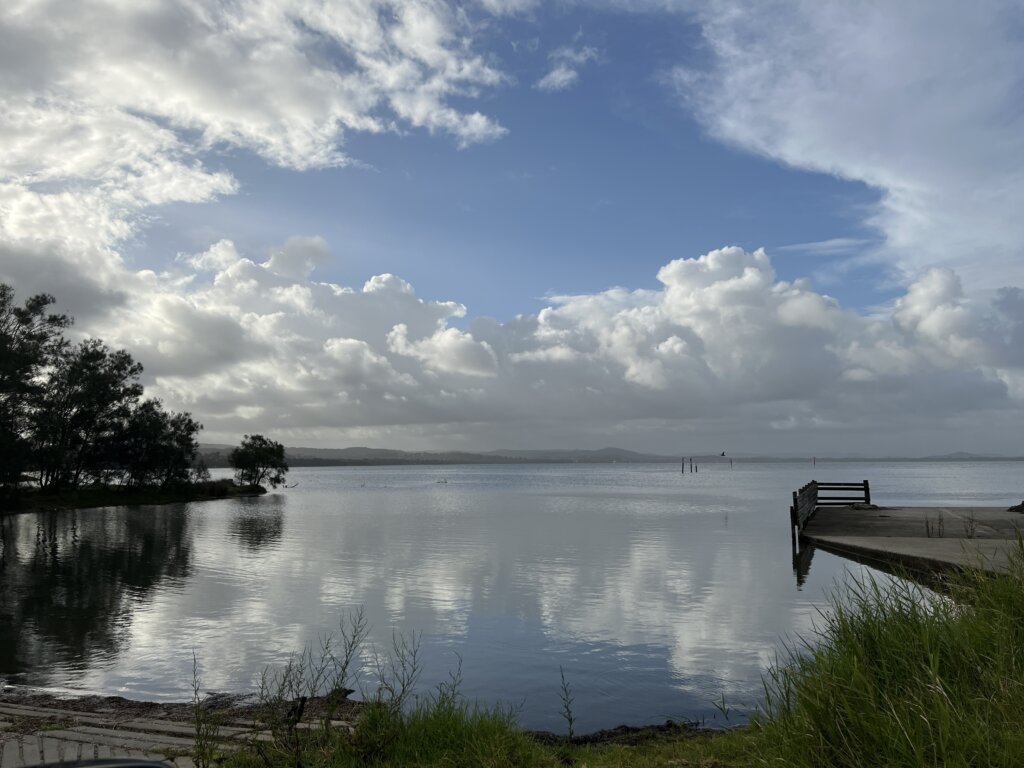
[918,451,1017,461]
[199,444,680,468]
[485,447,679,463]
[199,444,1023,468]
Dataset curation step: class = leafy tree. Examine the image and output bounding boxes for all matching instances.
[0,282,204,494]
[229,434,289,488]
[0,286,69,489]
[120,399,203,488]
[32,339,143,488]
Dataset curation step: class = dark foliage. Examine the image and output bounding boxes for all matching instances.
[0,283,203,495]
[229,434,289,488]
[0,286,69,488]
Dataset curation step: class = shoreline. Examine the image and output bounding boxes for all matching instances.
[0,482,266,517]
[0,686,740,753]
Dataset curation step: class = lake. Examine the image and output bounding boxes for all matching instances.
[0,461,1020,732]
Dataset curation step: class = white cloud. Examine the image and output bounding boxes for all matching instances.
[28,238,1018,454]
[263,237,332,281]
[537,64,580,92]
[0,0,509,295]
[476,0,540,15]
[673,0,1024,290]
[536,44,599,92]
[2,0,1023,455]
[388,324,499,377]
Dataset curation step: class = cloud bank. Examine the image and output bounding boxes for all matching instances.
[2,0,1024,454]
[46,239,1019,454]
[0,0,508,317]
[674,0,1024,289]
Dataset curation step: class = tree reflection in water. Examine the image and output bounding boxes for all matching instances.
[0,506,192,681]
[228,496,285,552]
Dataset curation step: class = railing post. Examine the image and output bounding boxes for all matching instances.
[863,480,871,505]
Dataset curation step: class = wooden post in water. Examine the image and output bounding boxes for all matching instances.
[864,479,871,505]
[681,457,685,474]
[790,491,798,549]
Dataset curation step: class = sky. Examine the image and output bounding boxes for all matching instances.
[2,0,1024,456]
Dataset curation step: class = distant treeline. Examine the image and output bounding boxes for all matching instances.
[0,285,204,493]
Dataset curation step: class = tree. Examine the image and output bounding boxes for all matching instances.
[0,285,69,489]
[1,282,205,495]
[119,399,203,489]
[229,434,289,488]
[32,339,143,488]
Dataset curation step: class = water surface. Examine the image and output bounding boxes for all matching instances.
[1,461,1019,732]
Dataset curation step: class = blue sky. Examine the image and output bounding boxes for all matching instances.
[131,5,884,323]
[2,0,1024,454]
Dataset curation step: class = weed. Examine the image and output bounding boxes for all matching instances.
[192,650,222,768]
[558,665,576,741]
[254,608,368,768]
[712,692,731,721]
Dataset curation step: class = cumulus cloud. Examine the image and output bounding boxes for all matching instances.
[0,0,509,307]
[536,44,599,92]
[36,239,1017,454]
[388,324,499,377]
[3,0,1023,455]
[673,0,1024,289]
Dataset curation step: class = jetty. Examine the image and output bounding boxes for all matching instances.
[790,480,1023,580]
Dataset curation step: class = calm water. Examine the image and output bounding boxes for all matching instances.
[1,461,1020,732]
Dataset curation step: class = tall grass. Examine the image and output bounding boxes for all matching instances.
[760,543,1024,767]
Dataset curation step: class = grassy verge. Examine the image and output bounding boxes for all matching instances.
[757,544,1024,767]
[1,478,265,514]
[208,545,1024,767]
[220,698,758,768]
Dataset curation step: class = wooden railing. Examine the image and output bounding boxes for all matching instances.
[790,480,871,534]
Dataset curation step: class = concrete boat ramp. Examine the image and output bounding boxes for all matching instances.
[802,505,1023,575]
[790,480,1024,578]
[0,698,204,767]
[0,687,357,768]
[0,690,341,768]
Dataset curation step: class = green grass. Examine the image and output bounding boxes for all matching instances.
[223,698,555,768]
[217,545,1024,767]
[758,543,1024,767]
[220,700,756,768]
